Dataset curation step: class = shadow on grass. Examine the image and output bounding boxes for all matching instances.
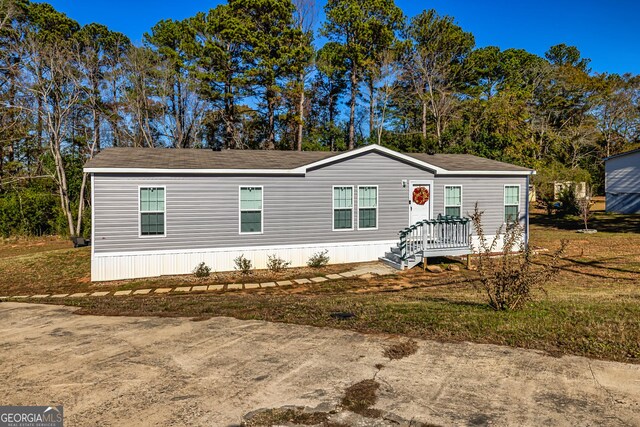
[531,211,640,233]
[532,252,640,280]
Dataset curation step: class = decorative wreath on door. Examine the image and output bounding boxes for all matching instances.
[412,186,430,205]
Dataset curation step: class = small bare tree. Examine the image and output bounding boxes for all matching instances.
[578,187,592,231]
[470,204,567,311]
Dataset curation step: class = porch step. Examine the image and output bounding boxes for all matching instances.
[378,256,404,270]
[383,250,403,264]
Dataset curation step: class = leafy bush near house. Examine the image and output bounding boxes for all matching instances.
[266,254,291,273]
[307,250,330,268]
[193,262,211,278]
[234,254,252,275]
[557,186,580,216]
[470,204,567,311]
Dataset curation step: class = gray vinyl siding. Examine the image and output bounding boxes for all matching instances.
[92,151,527,254]
[433,177,528,232]
[605,152,640,214]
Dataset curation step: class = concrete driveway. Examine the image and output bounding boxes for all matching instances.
[0,302,638,426]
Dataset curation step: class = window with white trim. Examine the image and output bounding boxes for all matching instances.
[240,186,263,233]
[358,186,377,229]
[140,187,165,236]
[333,186,353,230]
[504,185,520,223]
[444,186,462,217]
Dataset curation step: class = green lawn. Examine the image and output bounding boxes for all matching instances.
[1,211,639,363]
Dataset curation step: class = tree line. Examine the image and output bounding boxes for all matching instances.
[0,0,638,237]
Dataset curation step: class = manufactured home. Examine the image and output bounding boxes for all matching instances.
[84,144,534,281]
[604,148,640,214]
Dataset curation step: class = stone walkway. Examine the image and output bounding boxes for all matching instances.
[0,263,398,300]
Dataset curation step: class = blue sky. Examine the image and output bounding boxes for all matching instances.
[40,0,640,75]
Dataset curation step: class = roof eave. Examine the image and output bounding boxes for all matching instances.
[83,167,307,175]
[437,170,535,176]
[603,148,640,161]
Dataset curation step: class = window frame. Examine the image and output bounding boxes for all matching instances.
[444,185,463,218]
[138,185,167,238]
[332,185,354,232]
[503,184,521,224]
[238,185,264,235]
[357,185,378,230]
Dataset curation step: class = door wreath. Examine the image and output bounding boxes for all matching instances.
[412,186,430,205]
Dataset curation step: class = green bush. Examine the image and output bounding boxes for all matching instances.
[0,189,60,236]
[307,250,330,268]
[193,262,211,278]
[266,254,291,273]
[557,186,580,216]
[234,254,252,275]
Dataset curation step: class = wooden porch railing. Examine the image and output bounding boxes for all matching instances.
[399,215,471,262]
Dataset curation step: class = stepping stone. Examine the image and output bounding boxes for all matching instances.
[339,271,358,277]
[51,294,69,298]
[90,291,109,297]
[326,274,343,280]
[191,285,208,292]
[208,285,224,291]
[276,280,292,286]
[245,283,260,289]
[155,288,172,294]
[359,273,374,279]
[426,265,444,274]
[310,277,328,283]
[113,290,131,296]
[69,293,88,297]
[175,287,191,292]
[227,283,242,290]
[0,296,8,300]
[258,282,274,288]
[293,278,311,284]
[13,295,28,299]
[30,294,50,299]
[133,289,151,295]
[261,282,277,288]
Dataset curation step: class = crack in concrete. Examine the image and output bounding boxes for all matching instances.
[587,361,631,427]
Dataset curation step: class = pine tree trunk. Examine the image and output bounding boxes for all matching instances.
[368,78,375,142]
[297,72,304,151]
[266,87,276,149]
[422,99,427,141]
[348,64,357,150]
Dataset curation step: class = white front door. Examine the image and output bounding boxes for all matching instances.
[409,181,432,225]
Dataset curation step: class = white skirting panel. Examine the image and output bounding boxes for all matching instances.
[470,234,524,253]
[91,240,397,281]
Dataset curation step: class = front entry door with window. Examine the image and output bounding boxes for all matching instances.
[409,182,432,225]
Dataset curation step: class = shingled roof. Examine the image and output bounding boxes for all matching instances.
[85,147,339,170]
[405,153,532,172]
[84,145,534,175]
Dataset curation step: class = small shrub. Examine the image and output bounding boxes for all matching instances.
[557,186,580,216]
[307,250,330,268]
[234,254,252,275]
[470,203,567,311]
[266,254,291,273]
[193,262,211,278]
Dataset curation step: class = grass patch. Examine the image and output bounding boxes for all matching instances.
[383,339,419,360]
[243,407,329,427]
[341,379,381,418]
